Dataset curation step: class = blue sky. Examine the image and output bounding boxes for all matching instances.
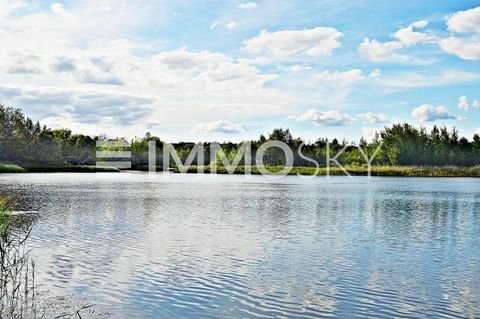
[0,0,479,142]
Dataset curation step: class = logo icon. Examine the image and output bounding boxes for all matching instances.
[96,140,132,169]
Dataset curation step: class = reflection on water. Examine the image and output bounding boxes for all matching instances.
[0,173,479,318]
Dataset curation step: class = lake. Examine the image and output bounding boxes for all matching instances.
[0,173,479,318]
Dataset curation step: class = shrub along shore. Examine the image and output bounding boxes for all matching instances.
[2,163,480,177]
[174,165,480,177]
[0,163,119,173]
[2,105,480,177]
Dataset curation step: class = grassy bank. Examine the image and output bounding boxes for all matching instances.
[2,163,480,176]
[173,165,480,177]
[0,163,120,173]
[24,165,120,173]
[0,164,28,173]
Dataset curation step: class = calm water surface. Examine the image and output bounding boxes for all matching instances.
[0,173,479,318]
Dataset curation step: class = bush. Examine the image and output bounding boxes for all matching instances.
[0,164,27,173]
[0,196,37,319]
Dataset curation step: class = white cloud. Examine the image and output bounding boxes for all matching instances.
[316,69,366,83]
[473,100,480,109]
[411,104,459,122]
[6,53,44,74]
[48,55,124,85]
[226,21,237,29]
[438,7,480,60]
[288,109,355,126]
[10,1,27,10]
[209,21,218,29]
[393,20,433,46]
[358,21,434,63]
[458,96,469,110]
[283,64,312,72]
[410,20,429,29]
[303,69,379,106]
[193,120,247,133]
[0,84,156,137]
[368,69,381,79]
[438,37,480,60]
[238,2,258,9]
[0,0,293,137]
[244,27,343,57]
[381,70,480,88]
[358,38,405,62]
[362,127,380,141]
[446,6,480,34]
[357,112,389,124]
[50,3,67,15]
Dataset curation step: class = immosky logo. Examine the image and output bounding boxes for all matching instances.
[95,140,383,178]
[96,140,132,169]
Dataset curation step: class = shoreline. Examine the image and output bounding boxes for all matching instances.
[174,165,480,177]
[0,164,120,173]
[2,164,480,177]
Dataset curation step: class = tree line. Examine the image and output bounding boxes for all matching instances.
[1,105,480,168]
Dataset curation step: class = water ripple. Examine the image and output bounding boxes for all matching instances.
[0,174,479,318]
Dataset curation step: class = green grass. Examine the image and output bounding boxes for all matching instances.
[0,195,38,318]
[3,162,480,176]
[0,196,12,233]
[172,165,480,177]
[1,163,121,173]
[0,163,27,173]
[23,165,121,173]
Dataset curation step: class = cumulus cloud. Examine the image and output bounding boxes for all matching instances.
[393,20,433,46]
[150,48,279,89]
[52,57,76,73]
[357,112,389,124]
[7,54,44,74]
[315,69,381,85]
[446,6,480,34]
[458,96,469,110]
[0,85,155,131]
[438,37,480,60]
[55,48,290,125]
[358,20,434,63]
[238,2,258,9]
[244,27,343,57]
[439,7,480,60]
[193,120,247,133]
[381,70,480,88]
[358,38,405,62]
[288,109,355,126]
[316,69,366,83]
[474,100,480,109]
[48,55,124,85]
[76,70,124,85]
[0,1,294,137]
[411,104,460,122]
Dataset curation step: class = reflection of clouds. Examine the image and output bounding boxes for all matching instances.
[0,174,479,317]
[445,287,479,316]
